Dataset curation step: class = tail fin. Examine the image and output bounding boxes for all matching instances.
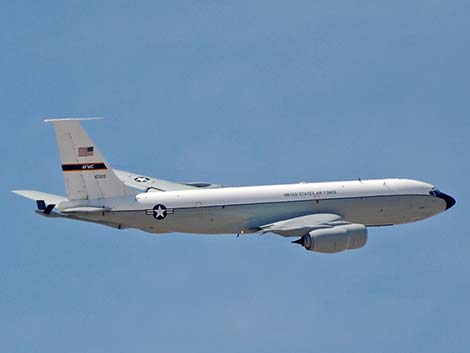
[45,118,134,200]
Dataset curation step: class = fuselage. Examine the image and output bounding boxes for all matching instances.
[60,178,454,235]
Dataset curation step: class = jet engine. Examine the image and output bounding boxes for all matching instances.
[292,224,368,253]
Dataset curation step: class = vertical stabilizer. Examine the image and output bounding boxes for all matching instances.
[45,118,134,200]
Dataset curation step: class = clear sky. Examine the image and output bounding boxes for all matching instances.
[1,1,469,352]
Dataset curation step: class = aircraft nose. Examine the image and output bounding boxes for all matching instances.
[436,191,456,210]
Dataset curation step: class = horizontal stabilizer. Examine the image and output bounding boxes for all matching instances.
[33,208,127,229]
[35,210,64,218]
[12,190,67,205]
[44,117,103,122]
[61,206,111,213]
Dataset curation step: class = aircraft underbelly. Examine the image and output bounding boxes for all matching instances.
[104,201,317,234]
[93,194,442,235]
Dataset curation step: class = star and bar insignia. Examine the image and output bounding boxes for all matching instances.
[146,204,174,220]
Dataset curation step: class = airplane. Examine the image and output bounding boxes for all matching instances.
[12,118,456,254]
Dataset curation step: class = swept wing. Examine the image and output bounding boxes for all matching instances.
[260,213,350,237]
[113,169,222,192]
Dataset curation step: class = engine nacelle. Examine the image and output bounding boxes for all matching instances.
[293,224,368,253]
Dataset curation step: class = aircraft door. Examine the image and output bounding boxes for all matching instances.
[312,192,321,212]
[195,201,204,219]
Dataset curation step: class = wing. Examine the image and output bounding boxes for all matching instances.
[261,214,369,253]
[259,213,350,237]
[113,169,222,192]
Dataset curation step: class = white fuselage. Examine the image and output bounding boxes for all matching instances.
[62,178,448,236]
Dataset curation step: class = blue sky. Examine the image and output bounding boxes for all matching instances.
[1,1,469,352]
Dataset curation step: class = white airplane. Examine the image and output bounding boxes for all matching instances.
[13,118,456,254]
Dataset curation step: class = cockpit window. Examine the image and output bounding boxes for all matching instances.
[429,188,441,197]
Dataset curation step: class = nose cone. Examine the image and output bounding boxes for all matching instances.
[437,191,456,210]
